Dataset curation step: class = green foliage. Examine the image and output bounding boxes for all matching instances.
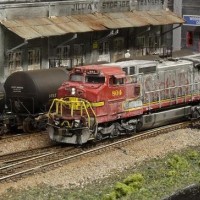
[102,191,117,200]
[114,182,133,198]
[187,150,199,160]
[166,170,177,177]
[167,154,189,171]
[123,173,144,186]
[103,173,144,199]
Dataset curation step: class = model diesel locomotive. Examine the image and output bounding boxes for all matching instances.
[47,59,200,144]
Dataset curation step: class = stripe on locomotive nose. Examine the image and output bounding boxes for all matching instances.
[68,97,104,107]
[91,101,104,107]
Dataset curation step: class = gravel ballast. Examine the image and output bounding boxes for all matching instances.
[0,128,200,194]
[0,133,52,156]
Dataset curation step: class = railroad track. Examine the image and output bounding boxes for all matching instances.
[0,146,63,163]
[0,131,48,145]
[0,145,82,183]
[0,120,196,184]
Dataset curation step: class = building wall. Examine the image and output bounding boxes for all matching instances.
[0,0,173,82]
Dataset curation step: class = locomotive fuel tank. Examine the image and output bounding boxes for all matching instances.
[4,68,69,114]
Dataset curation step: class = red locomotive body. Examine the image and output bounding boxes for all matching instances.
[47,59,200,144]
[57,65,143,124]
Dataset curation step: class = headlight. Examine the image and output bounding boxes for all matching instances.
[71,88,76,95]
[73,119,80,128]
[54,120,60,126]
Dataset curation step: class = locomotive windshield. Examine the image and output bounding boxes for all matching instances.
[70,74,84,82]
[85,75,105,83]
[70,73,105,83]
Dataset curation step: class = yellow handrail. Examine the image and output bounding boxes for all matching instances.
[48,97,97,129]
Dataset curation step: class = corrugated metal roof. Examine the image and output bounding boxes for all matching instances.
[0,10,184,40]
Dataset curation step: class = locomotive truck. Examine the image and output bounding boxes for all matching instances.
[47,58,200,144]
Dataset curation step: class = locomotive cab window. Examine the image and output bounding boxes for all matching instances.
[85,75,105,83]
[70,74,84,82]
[109,76,124,86]
[122,67,128,75]
[122,66,135,75]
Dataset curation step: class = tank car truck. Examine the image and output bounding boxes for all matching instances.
[47,59,200,144]
[3,68,68,133]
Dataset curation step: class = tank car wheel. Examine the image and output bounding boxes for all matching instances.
[23,117,35,133]
[7,125,18,133]
[0,126,6,135]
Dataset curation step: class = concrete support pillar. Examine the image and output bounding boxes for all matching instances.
[173,0,182,51]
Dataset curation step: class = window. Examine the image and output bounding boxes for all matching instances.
[139,66,156,74]
[109,77,124,85]
[56,45,70,59]
[56,47,62,58]
[8,51,22,69]
[113,37,124,54]
[86,76,105,83]
[136,37,145,48]
[70,74,84,82]
[73,44,85,66]
[130,66,135,75]
[99,41,109,55]
[28,49,40,65]
[122,67,128,75]
[186,31,193,47]
[73,44,84,57]
[123,66,135,75]
[149,36,154,48]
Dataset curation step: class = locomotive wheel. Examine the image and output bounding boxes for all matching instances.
[110,125,119,138]
[23,117,35,133]
[136,121,143,131]
[96,132,103,141]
